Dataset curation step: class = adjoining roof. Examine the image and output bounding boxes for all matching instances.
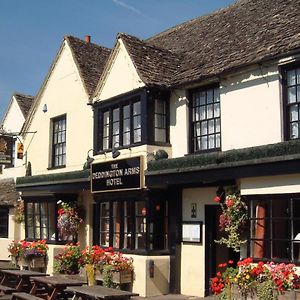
[14,93,34,119]
[147,0,300,86]
[66,36,111,96]
[118,33,181,87]
[0,178,19,206]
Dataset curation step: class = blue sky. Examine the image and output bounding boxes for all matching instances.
[0,0,235,123]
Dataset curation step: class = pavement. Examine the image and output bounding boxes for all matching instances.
[131,294,214,300]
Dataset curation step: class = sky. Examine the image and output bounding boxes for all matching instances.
[0,0,236,123]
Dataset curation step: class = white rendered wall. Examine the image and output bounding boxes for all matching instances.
[241,174,300,195]
[2,97,25,133]
[169,90,189,158]
[181,187,217,297]
[221,65,282,150]
[96,40,145,101]
[23,42,93,175]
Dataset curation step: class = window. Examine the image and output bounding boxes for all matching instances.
[95,89,170,152]
[249,196,300,263]
[26,201,56,241]
[154,99,167,142]
[25,199,77,243]
[51,115,66,167]
[284,66,300,140]
[0,207,9,238]
[191,86,220,152]
[96,197,168,252]
[100,101,141,151]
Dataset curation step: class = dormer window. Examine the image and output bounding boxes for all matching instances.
[95,89,169,152]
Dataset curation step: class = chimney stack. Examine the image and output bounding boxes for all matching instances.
[85,35,91,43]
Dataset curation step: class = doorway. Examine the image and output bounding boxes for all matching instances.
[205,205,239,296]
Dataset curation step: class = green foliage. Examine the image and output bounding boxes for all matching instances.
[102,265,115,288]
[215,193,248,252]
[54,243,82,274]
[147,139,300,172]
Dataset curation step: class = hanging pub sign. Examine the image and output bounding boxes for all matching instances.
[91,156,143,193]
[0,135,13,165]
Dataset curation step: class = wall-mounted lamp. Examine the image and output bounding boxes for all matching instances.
[83,149,94,169]
[42,104,48,113]
[154,149,168,160]
[112,142,120,159]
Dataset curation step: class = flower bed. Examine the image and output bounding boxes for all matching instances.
[211,258,300,299]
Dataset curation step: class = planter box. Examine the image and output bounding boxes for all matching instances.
[30,257,46,268]
[10,256,18,266]
[95,270,132,284]
[18,258,29,268]
[112,270,132,284]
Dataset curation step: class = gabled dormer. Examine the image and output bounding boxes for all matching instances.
[93,33,180,155]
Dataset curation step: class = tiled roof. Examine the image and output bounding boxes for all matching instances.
[66,36,111,96]
[14,93,34,119]
[119,33,181,87]
[0,178,19,206]
[147,0,300,86]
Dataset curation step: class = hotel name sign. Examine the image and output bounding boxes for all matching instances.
[91,156,143,193]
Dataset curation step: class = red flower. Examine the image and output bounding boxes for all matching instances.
[225,198,234,207]
[214,196,221,203]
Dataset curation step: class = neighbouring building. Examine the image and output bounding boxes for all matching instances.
[12,0,300,298]
[0,93,34,259]
[15,35,110,273]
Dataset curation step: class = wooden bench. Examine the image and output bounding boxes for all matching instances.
[11,292,44,300]
[0,284,17,294]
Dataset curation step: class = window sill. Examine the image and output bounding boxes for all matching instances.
[47,165,66,170]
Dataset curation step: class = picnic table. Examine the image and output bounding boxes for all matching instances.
[66,285,139,300]
[28,275,87,300]
[0,269,48,294]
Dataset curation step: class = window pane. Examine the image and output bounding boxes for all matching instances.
[208,135,215,149]
[287,69,296,86]
[288,87,296,103]
[135,201,146,250]
[214,103,220,117]
[290,122,299,139]
[290,105,298,121]
[155,129,166,142]
[207,105,213,119]
[100,202,110,247]
[123,132,130,146]
[134,129,141,143]
[123,105,130,118]
[207,89,213,103]
[113,108,119,121]
[199,92,206,105]
[133,116,141,128]
[133,102,141,115]
[155,99,165,114]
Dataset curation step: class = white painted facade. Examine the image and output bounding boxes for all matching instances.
[95,39,145,102]
[23,41,93,175]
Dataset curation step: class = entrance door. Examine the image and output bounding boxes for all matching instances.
[205,205,239,295]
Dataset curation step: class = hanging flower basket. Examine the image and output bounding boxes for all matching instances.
[57,201,83,238]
